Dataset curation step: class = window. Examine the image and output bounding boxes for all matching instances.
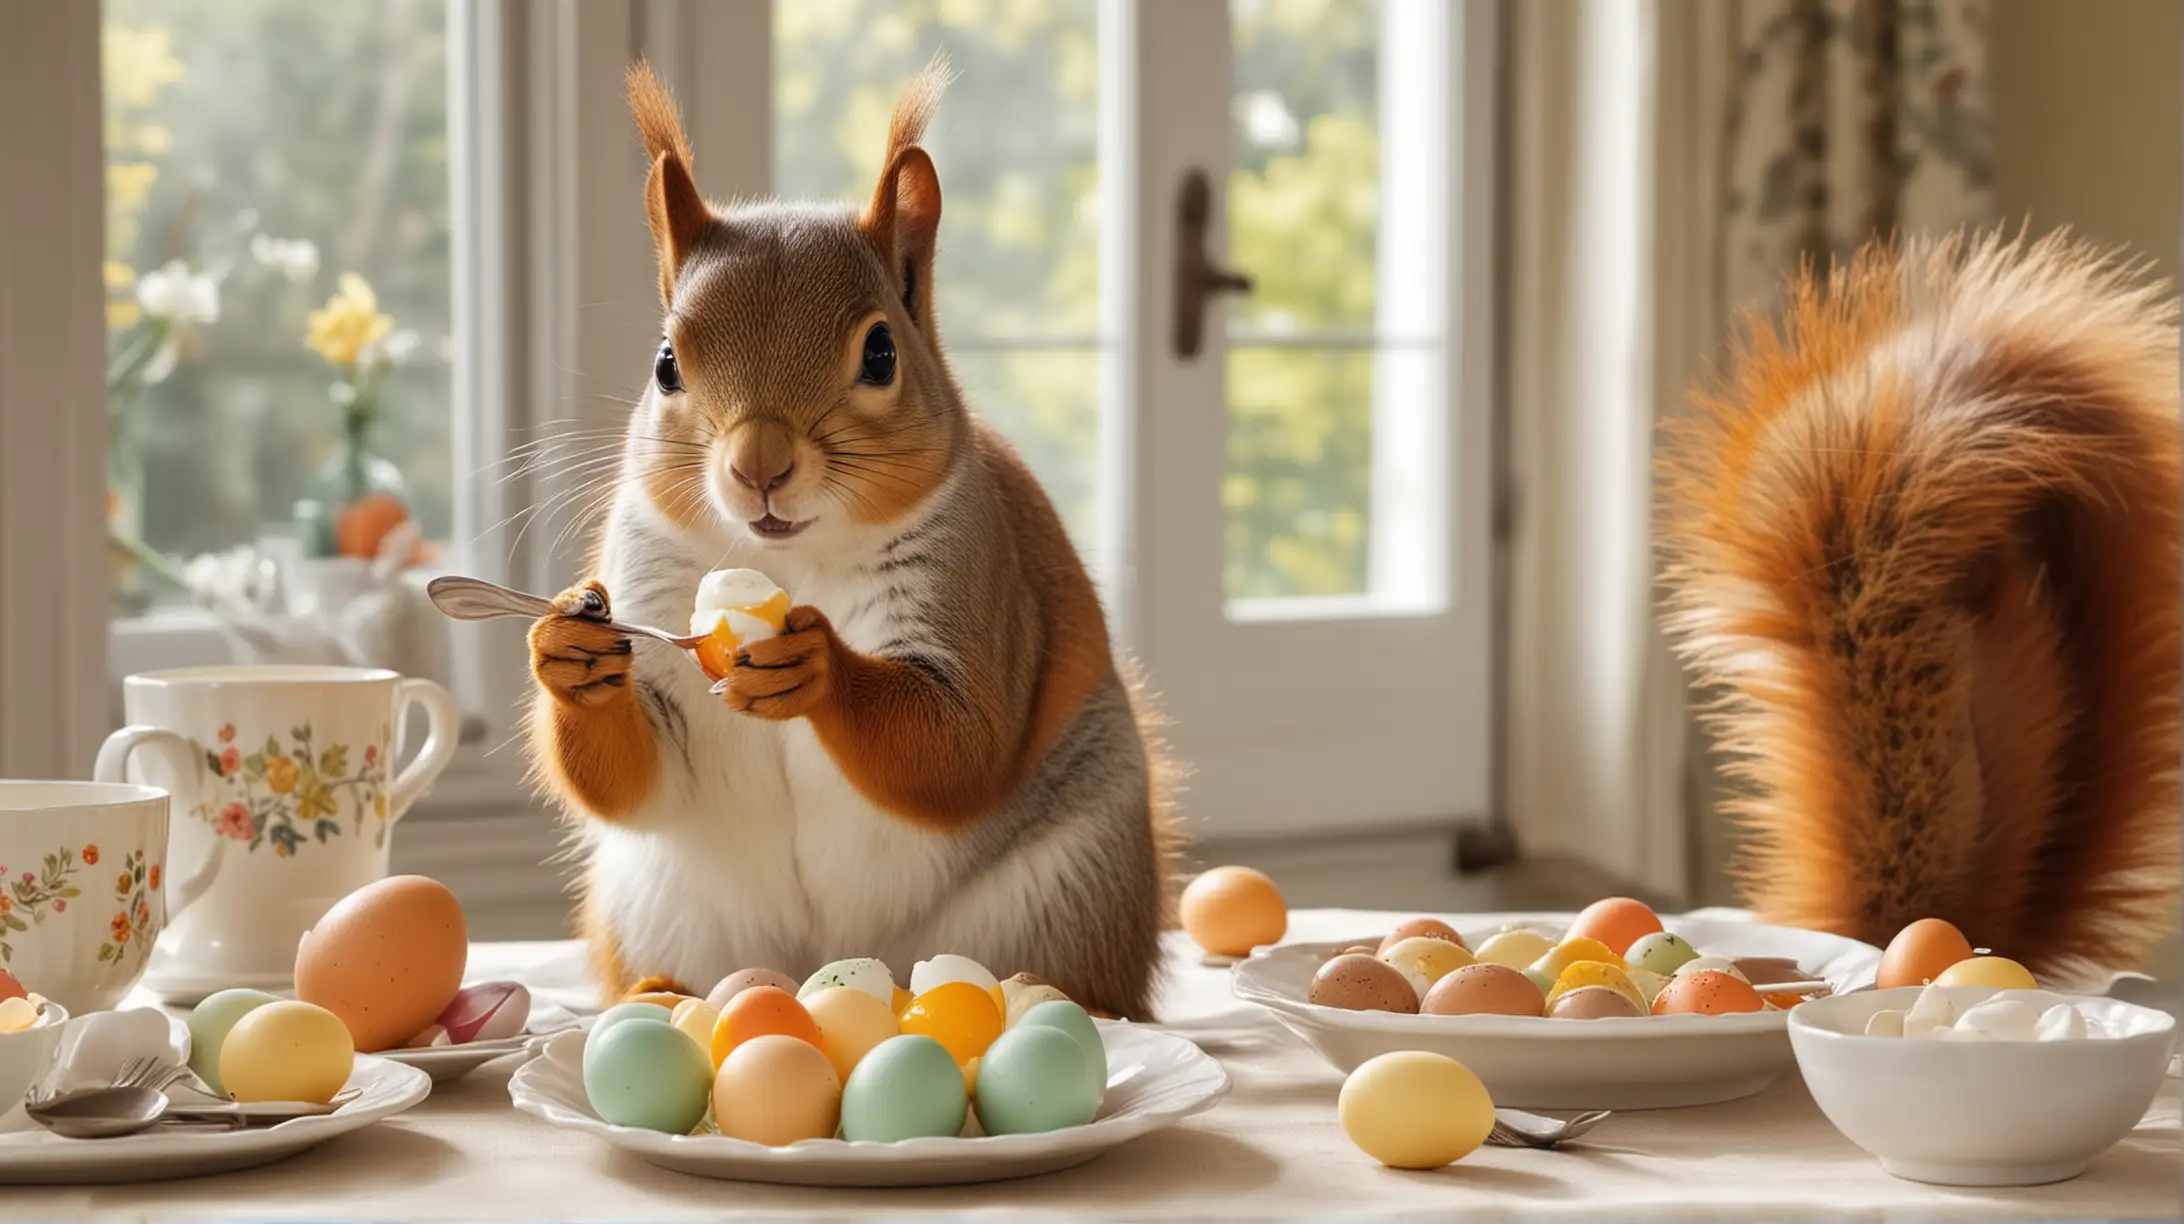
[101,1,454,614]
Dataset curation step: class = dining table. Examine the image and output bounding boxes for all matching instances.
[12,908,2179,1221]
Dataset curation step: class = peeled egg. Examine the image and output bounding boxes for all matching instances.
[1876,917,1977,990]
[1421,963,1545,1017]
[1545,961,1645,1012]
[1179,866,1287,957]
[798,958,897,1008]
[1625,931,1701,977]
[584,1016,712,1134]
[840,1034,969,1142]
[294,875,468,1053]
[711,986,821,1068]
[899,981,1004,1067]
[1377,937,1474,998]
[1308,953,1419,1013]
[187,988,280,1095]
[1015,999,1107,1102]
[671,998,720,1051]
[220,1000,355,1104]
[1650,969,1764,1016]
[1565,897,1663,958]
[1473,929,1555,969]
[436,981,529,1044]
[1548,984,1647,1020]
[803,985,900,1082]
[707,968,801,1010]
[1376,917,1466,955]
[1952,992,2065,1041]
[974,1023,1101,1135]
[910,954,1004,1015]
[1933,956,2037,991]
[712,1033,841,1145]
[1338,1051,1494,1169]
[1529,937,1624,981]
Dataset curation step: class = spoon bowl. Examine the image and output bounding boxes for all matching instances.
[26,1085,171,1139]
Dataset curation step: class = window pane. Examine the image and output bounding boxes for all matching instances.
[775,0,1104,552]
[103,1,452,611]
[1225,346,1372,599]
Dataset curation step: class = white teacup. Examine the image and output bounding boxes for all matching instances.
[0,782,216,1014]
[94,665,459,1002]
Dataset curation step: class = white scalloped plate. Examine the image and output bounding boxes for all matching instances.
[1234,912,1883,1110]
[378,999,583,1083]
[509,1021,1229,1186]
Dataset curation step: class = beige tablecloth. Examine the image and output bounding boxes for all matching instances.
[16,910,2180,1221]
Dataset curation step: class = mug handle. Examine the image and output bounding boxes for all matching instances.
[387,678,461,822]
[92,726,226,917]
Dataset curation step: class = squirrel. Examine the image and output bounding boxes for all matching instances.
[523,60,1180,1016]
[1658,230,2180,989]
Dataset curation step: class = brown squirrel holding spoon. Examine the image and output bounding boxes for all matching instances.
[523,60,1179,1016]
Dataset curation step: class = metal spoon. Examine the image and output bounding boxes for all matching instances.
[25,1086,178,1139]
[1485,1108,1612,1149]
[426,575,707,650]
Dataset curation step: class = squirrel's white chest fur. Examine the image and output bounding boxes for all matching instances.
[576,479,1045,986]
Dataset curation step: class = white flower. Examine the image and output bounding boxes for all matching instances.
[359,327,420,369]
[135,260,220,327]
[249,234,319,284]
[182,546,273,608]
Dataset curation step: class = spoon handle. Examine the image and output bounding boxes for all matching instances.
[426,574,561,622]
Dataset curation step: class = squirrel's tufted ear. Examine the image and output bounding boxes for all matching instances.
[860,55,952,331]
[626,60,710,308]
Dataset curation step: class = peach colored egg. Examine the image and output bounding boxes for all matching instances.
[711,1034,841,1145]
[710,986,822,1068]
[1375,917,1465,955]
[1421,963,1545,1017]
[1564,897,1663,958]
[294,875,467,1053]
[1309,953,1419,1013]
[1179,866,1288,956]
[1548,984,1647,1020]
[706,968,801,1010]
[1875,918,1976,990]
[1650,969,1764,1016]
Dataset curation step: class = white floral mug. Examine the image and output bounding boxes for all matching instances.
[94,665,459,1002]
[0,781,219,1014]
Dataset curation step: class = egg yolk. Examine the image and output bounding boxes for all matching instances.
[898,982,1003,1066]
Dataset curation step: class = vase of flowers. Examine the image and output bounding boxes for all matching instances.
[298,273,418,560]
[105,257,222,614]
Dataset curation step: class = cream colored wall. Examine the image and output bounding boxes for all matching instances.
[1990,0,2181,281]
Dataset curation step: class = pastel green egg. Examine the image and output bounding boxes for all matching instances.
[582,1017,712,1134]
[187,988,280,1095]
[1625,931,1701,977]
[973,1024,1100,1135]
[1014,999,1106,1101]
[840,1034,968,1142]
[583,1002,674,1078]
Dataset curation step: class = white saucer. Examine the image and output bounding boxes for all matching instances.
[136,966,294,1008]
[0,1054,431,1184]
[509,1021,1230,1187]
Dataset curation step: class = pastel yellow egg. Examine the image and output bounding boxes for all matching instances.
[219,1000,355,1105]
[1473,929,1556,970]
[671,998,720,1052]
[804,985,900,1082]
[1338,1051,1495,1169]
[1377,937,1474,998]
[1933,956,2038,991]
[1545,961,1646,1012]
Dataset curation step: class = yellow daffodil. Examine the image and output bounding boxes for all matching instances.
[305,273,393,368]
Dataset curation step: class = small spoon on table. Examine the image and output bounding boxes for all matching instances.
[426,576,707,651]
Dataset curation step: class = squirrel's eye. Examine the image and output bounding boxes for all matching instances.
[858,323,896,386]
[654,341,682,394]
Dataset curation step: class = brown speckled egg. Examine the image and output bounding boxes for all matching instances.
[1547,984,1646,1020]
[1650,969,1765,1016]
[1375,918,1465,955]
[1309,953,1420,1013]
[1422,963,1545,1017]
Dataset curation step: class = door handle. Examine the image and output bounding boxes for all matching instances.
[1174,168,1253,359]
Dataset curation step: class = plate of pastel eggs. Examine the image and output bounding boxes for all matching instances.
[508,954,1229,1186]
[1231,900,1884,1110]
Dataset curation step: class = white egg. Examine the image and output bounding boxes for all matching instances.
[1952,993,2056,1042]
[1902,982,1956,1039]
[796,957,896,1006]
[911,954,1000,999]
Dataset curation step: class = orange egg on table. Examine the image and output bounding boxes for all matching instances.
[294,875,467,1053]
[898,981,1004,1066]
[1376,917,1466,955]
[1875,917,1977,989]
[1651,969,1764,1016]
[710,985,821,1068]
[1179,866,1287,957]
[1564,897,1663,958]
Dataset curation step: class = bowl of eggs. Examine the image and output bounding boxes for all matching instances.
[1231,900,1883,1109]
[0,971,66,1127]
[508,954,1229,1187]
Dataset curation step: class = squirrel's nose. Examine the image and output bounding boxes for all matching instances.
[730,459,795,493]
[727,423,797,493]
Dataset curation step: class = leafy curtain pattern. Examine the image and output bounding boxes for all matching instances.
[1720,0,1996,308]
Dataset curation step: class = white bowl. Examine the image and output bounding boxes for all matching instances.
[1232,912,1882,1109]
[1788,986,2175,1186]
[0,1001,67,1123]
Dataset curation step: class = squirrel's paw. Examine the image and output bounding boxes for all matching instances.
[530,579,635,708]
[722,605,834,720]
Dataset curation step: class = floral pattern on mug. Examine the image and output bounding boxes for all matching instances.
[189,721,394,856]
[0,846,90,964]
[97,847,158,967]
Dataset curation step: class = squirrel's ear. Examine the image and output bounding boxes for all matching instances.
[861,146,942,330]
[627,61,710,307]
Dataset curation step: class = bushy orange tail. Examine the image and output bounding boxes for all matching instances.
[1659,231,2180,987]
